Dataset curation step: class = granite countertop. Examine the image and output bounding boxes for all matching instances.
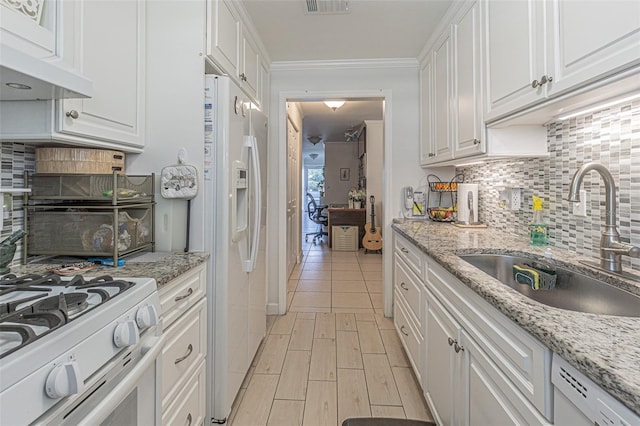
[6,251,210,288]
[391,219,640,416]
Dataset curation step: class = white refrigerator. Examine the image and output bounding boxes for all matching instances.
[203,75,268,423]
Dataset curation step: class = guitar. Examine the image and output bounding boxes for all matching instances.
[362,195,383,253]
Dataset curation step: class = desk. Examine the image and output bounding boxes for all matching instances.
[327,208,366,248]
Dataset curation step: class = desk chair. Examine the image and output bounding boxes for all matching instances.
[305,196,328,244]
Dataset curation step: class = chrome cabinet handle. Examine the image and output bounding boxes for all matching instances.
[66,110,79,119]
[400,325,409,336]
[400,282,409,291]
[400,247,409,254]
[239,73,247,82]
[185,413,192,426]
[454,342,464,353]
[428,153,436,157]
[448,337,455,346]
[532,75,553,89]
[473,139,480,145]
[175,344,194,364]
[174,287,193,302]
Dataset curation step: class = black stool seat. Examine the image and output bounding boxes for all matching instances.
[342,418,436,426]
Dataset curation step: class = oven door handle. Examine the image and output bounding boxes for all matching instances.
[76,334,166,426]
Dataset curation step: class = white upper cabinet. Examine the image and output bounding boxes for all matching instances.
[59,0,145,150]
[420,30,453,165]
[240,30,260,100]
[207,0,240,78]
[483,0,546,122]
[0,0,58,60]
[546,0,640,95]
[484,0,640,123]
[0,0,146,152]
[452,1,484,159]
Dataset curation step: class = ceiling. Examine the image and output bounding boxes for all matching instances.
[295,100,383,164]
[242,0,453,62]
[242,0,453,165]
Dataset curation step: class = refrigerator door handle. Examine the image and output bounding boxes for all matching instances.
[242,135,261,273]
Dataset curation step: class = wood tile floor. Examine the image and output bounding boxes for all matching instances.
[227,218,433,425]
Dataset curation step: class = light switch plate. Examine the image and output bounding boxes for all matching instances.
[572,190,587,217]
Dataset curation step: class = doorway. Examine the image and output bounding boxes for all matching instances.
[284,97,386,314]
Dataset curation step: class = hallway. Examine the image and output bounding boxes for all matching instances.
[226,214,433,425]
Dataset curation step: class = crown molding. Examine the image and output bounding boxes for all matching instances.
[270,58,419,71]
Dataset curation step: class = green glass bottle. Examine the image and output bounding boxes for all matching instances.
[529,196,548,246]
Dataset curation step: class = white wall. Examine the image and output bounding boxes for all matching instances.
[267,60,430,314]
[364,120,384,227]
[126,0,205,252]
[323,141,359,205]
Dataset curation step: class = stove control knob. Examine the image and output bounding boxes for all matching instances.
[45,361,84,399]
[113,320,140,348]
[136,305,159,329]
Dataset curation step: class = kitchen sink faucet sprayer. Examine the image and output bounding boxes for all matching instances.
[567,162,640,274]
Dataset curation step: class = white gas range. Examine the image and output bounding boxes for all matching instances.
[0,272,163,425]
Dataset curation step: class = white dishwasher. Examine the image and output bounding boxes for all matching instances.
[552,353,639,425]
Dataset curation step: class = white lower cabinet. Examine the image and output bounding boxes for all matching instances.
[159,264,207,425]
[392,230,553,425]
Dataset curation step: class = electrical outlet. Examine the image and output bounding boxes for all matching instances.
[510,188,522,210]
[572,190,587,217]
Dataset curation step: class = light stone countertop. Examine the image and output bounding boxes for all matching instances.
[391,219,640,416]
[6,251,210,288]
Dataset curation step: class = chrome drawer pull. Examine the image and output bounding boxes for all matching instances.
[400,282,409,291]
[454,342,464,353]
[174,287,193,302]
[186,413,192,426]
[400,325,409,336]
[448,337,455,346]
[175,344,193,364]
[400,247,409,254]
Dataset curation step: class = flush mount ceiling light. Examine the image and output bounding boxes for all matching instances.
[324,101,345,111]
[5,82,32,90]
[309,153,319,160]
[308,135,322,145]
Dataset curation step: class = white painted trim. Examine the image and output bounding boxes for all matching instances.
[276,88,394,317]
[266,302,280,315]
[271,58,418,71]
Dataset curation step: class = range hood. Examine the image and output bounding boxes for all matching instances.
[0,44,93,100]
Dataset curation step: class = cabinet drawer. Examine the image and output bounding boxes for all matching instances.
[161,297,207,405]
[159,263,206,329]
[162,360,206,426]
[394,255,423,327]
[428,260,551,418]
[394,233,425,278]
[394,290,423,382]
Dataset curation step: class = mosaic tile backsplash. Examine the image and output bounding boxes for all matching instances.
[1,143,35,265]
[457,100,640,271]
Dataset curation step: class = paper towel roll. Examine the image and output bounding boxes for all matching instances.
[457,183,479,224]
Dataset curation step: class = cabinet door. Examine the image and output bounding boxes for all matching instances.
[59,0,145,149]
[0,0,58,59]
[452,1,484,159]
[419,55,434,165]
[241,31,260,99]
[207,0,240,78]
[432,30,453,162]
[259,61,269,114]
[483,0,546,121]
[459,329,546,425]
[425,289,460,426]
[547,0,640,96]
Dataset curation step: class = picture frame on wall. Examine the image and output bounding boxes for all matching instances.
[340,168,350,181]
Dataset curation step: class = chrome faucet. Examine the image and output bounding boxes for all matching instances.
[567,162,640,273]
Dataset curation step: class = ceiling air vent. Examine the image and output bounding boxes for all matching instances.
[305,0,349,14]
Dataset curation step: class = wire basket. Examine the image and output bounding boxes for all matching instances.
[426,174,464,222]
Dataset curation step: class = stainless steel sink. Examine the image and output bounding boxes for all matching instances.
[458,254,640,317]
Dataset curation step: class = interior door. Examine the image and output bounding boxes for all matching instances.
[286,117,299,278]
